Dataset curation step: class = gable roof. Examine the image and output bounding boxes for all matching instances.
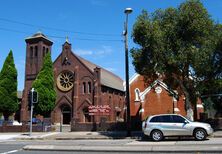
[76,55,124,91]
[129,73,140,85]
[139,79,178,102]
[53,42,124,92]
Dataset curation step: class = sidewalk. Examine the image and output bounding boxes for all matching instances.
[0,130,221,141]
[10,130,222,140]
[0,132,59,141]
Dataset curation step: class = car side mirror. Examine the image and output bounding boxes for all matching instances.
[184,120,189,124]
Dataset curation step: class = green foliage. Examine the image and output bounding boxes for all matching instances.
[0,50,18,120]
[32,52,56,117]
[131,0,222,115]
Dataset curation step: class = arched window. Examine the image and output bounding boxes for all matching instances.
[134,88,140,102]
[109,96,111,104]
[30,46,33,58]
[46,48,49,54]
[88,82,91,93]
[35,46,38,57]
[82,82,86,94]
[83,107,91,122]
[43,47,45,57]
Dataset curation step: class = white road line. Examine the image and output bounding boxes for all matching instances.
[39,132,59,138]
[0,149,22,154]
[0,140,15,143]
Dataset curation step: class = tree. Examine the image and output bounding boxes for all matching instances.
[131,0,220,120]
[0,50,18,121]
[32,52,56,117]
[197,24,222,117]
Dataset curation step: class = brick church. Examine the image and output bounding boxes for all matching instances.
[20,32,125,131]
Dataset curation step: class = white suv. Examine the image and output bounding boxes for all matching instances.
[142,114,213,141]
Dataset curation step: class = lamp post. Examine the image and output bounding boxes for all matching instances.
[124,7,133,137]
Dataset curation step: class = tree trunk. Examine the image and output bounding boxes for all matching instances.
[177,79,194,121]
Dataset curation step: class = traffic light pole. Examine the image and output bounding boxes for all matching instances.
[30,104,33,136]
[29,88,34,136]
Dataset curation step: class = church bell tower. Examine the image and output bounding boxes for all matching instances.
[21,32,53,122]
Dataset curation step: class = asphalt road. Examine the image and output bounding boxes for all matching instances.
[0,138,222,154]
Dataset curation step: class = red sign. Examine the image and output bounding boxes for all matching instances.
[88,105,111,116]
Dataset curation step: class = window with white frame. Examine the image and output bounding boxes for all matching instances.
[134,88,140,102]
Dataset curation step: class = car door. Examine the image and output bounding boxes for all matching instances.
[171,115,191,136]
[159,115,175,136]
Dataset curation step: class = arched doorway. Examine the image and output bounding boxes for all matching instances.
[61,105,71,124]
[82,107,91,122]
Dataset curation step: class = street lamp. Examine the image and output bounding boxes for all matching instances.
[124,7,133,137]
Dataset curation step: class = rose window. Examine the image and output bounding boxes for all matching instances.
[57,71,74,91]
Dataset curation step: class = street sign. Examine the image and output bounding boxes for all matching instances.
[88,105,111,116]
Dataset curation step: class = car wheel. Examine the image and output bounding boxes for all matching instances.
[194,128,207,141]
[151,130,163,141]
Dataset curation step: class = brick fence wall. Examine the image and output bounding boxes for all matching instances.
[0,123,51,132]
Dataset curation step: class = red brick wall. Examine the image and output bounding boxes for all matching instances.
[130,74,187,122]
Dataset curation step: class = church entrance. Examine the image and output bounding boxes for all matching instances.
[61,105,71,124]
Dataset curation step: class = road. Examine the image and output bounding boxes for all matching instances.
[0,138,222,154]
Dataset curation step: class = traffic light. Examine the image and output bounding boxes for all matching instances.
[28,92,32,110]
[32,91,38,103]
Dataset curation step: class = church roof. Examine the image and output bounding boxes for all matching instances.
[25,31,53,45]
[76,56,124,91]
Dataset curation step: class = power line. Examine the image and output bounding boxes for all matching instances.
[0,27,32,35]
[0,17,121,37]
[0,27,123,42]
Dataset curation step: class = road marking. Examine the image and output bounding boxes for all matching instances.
[0,149,22,154]
[40,132,59,138]
[0,140,15,143]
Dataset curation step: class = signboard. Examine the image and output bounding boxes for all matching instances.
[88,105,111,116]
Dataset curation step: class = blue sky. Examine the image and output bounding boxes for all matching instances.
[0,0,222,91]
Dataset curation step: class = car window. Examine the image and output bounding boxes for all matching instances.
[161,115,172,123]
[172,115,186,123]
[150,116,162,122]
[150,115,173,123]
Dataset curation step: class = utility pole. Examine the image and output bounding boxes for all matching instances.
[124,8,133,137]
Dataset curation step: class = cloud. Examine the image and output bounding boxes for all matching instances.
[95,45,112,55]
[75,45,113,57]
[75,49,93,56]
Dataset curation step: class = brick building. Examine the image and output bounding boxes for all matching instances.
[20,32,125,131]
[129,74,204,130]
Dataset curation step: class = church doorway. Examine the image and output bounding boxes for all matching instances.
[61,105,71,124]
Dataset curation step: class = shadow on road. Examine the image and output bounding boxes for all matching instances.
[138,135,210,142]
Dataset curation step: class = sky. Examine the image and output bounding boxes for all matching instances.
[0,0,222,91]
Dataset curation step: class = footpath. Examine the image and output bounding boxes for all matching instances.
[0,131,222,152]
[13,130,222,140]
